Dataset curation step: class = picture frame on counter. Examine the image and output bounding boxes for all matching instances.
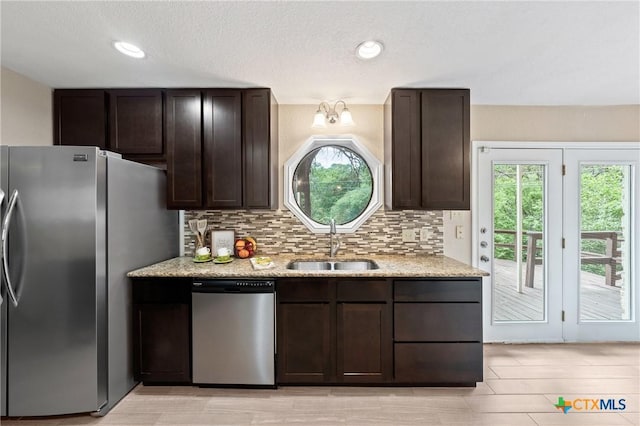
[211,230,235,257]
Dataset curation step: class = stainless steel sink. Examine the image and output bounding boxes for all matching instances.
[333,260,379,270]
[286,261,332,271]
[286,259,379,271]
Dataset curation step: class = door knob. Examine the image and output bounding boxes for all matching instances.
[480,255,490,263]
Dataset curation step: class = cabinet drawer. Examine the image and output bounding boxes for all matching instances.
[132,279,191,304]
[277,279,331,302]
[337,280,390,302]
[395,342,482,384]
[394,303,481,342]
[394,280,481,302]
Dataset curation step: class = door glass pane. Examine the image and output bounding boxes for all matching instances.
[579,164,632,321]
[493,164,546,322]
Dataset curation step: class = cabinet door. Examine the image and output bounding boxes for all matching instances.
[420,89,470,210]
[388,89,421,209]
[277,303,333,383]
[165,90,202,209]
[243,89,276,209]
[108,89,163,155]
[54,89,106,148]
[337,303,391,383]
[203,90,242,208]
[134,303,190,383]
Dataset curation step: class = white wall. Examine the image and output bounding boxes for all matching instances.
[0,66,53,146]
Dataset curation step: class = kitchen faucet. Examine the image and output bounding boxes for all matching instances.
[329,218,341,257]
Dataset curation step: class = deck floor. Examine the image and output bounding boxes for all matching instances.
[493,259,627,321]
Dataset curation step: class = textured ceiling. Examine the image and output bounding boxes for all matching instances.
[1,1,638,105]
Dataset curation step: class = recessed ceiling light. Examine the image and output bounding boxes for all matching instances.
[114,41,145,59]
[356,40,383,60]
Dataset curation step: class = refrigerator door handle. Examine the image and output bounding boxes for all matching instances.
[0,188,4,305]
[1,189,25,307]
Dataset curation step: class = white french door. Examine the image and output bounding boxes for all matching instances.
[474,143,639,342]
[563,149,640,341]
[476,148,564,342]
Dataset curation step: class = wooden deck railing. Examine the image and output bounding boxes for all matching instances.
[494,229,622,288]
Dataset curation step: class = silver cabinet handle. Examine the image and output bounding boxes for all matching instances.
[480,255,490,263]
[1,189,25,307]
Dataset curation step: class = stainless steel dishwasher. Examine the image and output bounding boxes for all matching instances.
[191,279,275,386]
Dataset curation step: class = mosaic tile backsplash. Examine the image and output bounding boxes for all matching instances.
[184,209,443,257]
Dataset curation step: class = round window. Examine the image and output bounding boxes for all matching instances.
[284,136,383,233]
[292,146,373,225]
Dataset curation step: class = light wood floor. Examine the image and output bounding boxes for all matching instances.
[3,343,639,425]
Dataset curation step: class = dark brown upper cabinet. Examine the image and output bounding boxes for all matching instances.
[167,88,278,210]
[384,88,470,210]
[108,89,164,158]
[54,89,164,165]
[243,89,278,209]
[165,90,203,209]
[203,90,243,208]
[54,90,107,149]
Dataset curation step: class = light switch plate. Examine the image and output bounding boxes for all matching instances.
[420,227,429,241]
[402,229,416,242]
[455,225,464,239]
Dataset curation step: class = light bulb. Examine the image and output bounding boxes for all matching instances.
[114,41,145,59]
[340,108,354,126]
[312,110,327,128]
[356,41,383,60]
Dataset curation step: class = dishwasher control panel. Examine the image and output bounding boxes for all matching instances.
[192,279,275,293]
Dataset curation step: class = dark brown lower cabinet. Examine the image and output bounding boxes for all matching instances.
[132,279,191,384]
[337,302,391,383]
[277,303,333,383]
[393,278,483,386]
[276,277,482,386]
[135,303,190,383]
[395,343,482,384]
[276,278,392,385]
[336,280,392,383]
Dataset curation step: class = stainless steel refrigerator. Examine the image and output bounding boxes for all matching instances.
[0,146,179,417]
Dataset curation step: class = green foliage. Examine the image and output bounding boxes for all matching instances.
[492,164,626,278]
[493,165,544,261]
[307,155,372,225]
[579,165,625,275]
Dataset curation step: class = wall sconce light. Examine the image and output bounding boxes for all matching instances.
[311,100,355,128]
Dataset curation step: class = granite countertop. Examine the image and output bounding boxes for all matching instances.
[127,254,489,279]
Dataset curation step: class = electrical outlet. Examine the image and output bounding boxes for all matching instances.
[420,227,429,241]
[450,211,464,220]
[455,225,464,239]
[402,229,416,243]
